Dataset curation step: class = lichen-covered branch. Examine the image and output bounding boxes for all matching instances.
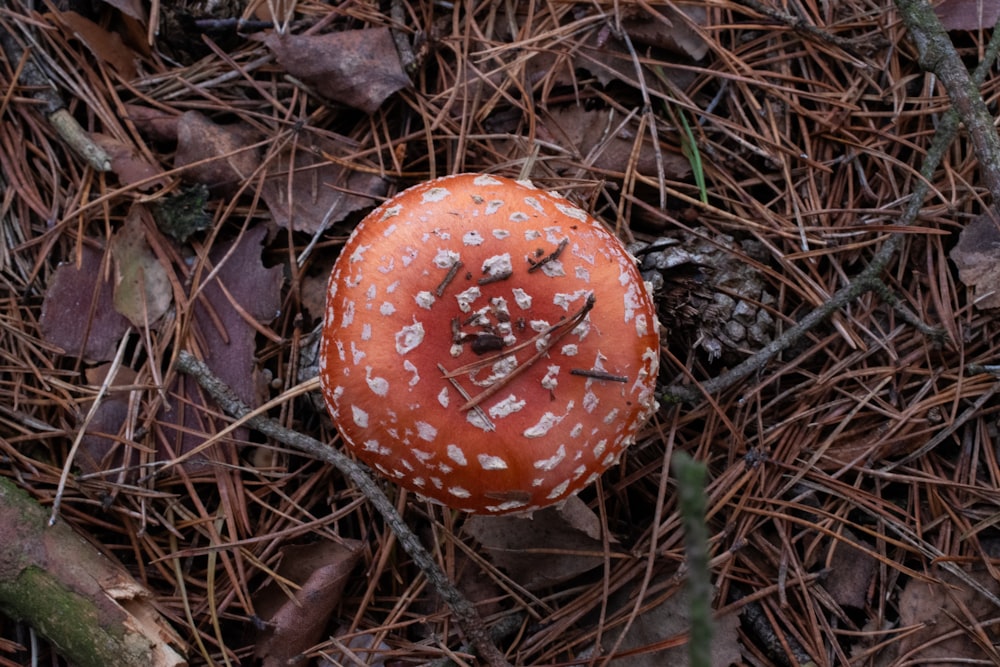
[662,14,1000,404]
[0,478,186,667]
[895,0,1000,202]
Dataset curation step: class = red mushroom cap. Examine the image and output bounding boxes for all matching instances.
[319,174,659,514]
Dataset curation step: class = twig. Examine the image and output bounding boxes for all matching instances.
[428,612,526,667]
[0,478,187,667]
[895,0,1000,201]
[173,351,512,667]
[0,25,110,171]
[869,279,947,341]
[191,18,274,33]
[661,21,1000,404]
[389,0,418,74]
[730,0,875,61]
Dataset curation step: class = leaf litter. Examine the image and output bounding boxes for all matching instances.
[40,245,129,362]
[261,28,411,114]
[4,0,1000,665]
[253,539,364,667]
[157,225,282,461]
[950,213,1000,310]
[110,206,172,328]
[464,496,618,590]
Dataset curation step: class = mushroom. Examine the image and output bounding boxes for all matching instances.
[318,173,660,514]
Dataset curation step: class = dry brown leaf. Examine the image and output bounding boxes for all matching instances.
[40,245,130,361]
[950,214,1000,310]
[600,581,741,666]
[823,531,877,609]
[299,254,336,320]
[622,6,709,61]
[555,494,611,541]
[464,496,618,590]
[92,133,168,191]
[575,36,638,89]
[157,225,282,458]
[125,104,181,143]
[78,364,139,475]
[260,135,387,232]
[190,225,283,404]
[519,7,705,94]
[53,10,138,79]
[98,0,146,22]
[175,111,260,193]
[574,26,700,90]
[892,569,1000,663]
[934,0,1000,30]
[537,106,691,180]
[253,539,364,667]
[262,29,410,114]
[110,206,173,327]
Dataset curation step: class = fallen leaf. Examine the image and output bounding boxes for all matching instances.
[822,530,877,609]
[600,578,741,666]
[54,10,138,79]
[935,0,1000,30]
[92,133,168,191]
[554,494,610,541]
[110,206,173,327]
[40,245,130,361]
[893,569,1000,663]
[950,214,1000,310]
[254,540,364,667]
[157,225,283,458]
[263,29,410,114]
[99,0,146,22]
[78,364,140,475]
[573,26,701,90]
[536,106,692,180]
[260,135,387,232]
[190,225,283,404]
[299,254,337,321]
[125,104,180,143]
[175,111,260,193]
[464,496,618,590]
[621,5,709,61]
[512,7,705,98]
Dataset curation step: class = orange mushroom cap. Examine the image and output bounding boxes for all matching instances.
[319,174,660,514]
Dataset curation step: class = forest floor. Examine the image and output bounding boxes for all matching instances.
[2,1,1000,666]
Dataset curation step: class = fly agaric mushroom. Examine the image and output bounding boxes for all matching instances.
[318,173,659,514]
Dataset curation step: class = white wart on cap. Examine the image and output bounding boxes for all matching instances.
[319,173,659,514]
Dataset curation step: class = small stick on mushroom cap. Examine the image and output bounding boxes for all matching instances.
[319,173,660,514]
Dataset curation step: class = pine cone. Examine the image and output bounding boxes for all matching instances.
[632,229,775,363]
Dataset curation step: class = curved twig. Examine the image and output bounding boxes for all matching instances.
[662,11,1000,404]
[174,351,513,667]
